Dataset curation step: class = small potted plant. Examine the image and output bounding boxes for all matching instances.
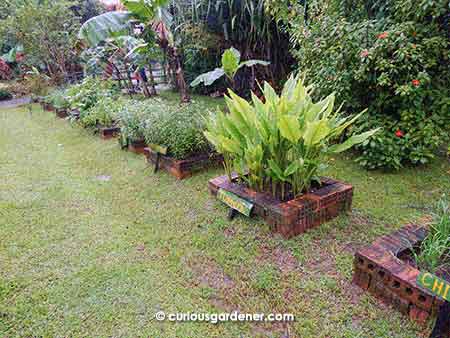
[205,75,379,237]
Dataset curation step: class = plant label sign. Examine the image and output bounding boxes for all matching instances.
[148,143,168,155]
[417,272,450,302]
[217,188,253,217]
[148,144,168,174]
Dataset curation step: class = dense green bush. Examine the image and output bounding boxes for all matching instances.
[0,89,12,101]
[180,25,225,95]
[65,77,117,114]
[143,102,211,160]
[80,96,125,128]
[117,97,213,160]
[268,0,450,169]
[44,89,70,109]
[117,100,149,143]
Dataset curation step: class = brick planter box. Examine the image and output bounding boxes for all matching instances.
[55,108,69,118]
[143,148,223,180]
[42,103,53,112]
[99,126,121,140]
[352,223,448,327]
[208,173,353,238]
[128,140,147,155]
[70,109,80,120]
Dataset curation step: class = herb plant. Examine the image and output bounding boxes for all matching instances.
[80,96,125,129]
[64,77,117,114]
[143,102,211,160]
[117,100,149,143]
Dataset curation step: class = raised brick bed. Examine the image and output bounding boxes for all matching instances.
[42,103,53,112]
[128,140,147,155]
[55,108,69,118]
[99,126,121,140]
[143,147,222,180]
[208,173,353,238]
[70,109,80,120]
[353,223,448,328]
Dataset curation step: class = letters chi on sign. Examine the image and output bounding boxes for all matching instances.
[217,188,254,217]
[417,272,450,302]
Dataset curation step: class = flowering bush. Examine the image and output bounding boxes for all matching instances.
[267,0,450,169]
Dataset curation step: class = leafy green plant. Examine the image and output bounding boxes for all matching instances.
[204,74,379,201]
[2,1,81,82]
[45,89,70,109]
[0,88,12,101]
[64,76,117,114]
[142,100,211,160]
[191,47,269,90]
[117,100,150,142]
[80,96,125,128]
[414,196,450,273]
[23,66,51,99]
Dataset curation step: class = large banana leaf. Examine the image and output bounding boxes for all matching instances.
[79,11,131,47]
[190,68,225,87]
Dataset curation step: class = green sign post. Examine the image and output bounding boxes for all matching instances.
[148,144,168,173]
[217,188,254,219]
[417,272,450,337]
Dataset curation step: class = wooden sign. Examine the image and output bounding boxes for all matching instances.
[417,272,450,302]
[217,188,254,217]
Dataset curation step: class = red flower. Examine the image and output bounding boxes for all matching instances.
[412,79,420,87]
[395,130,404,138]
[377,32,388,39]
[360,49,369,58]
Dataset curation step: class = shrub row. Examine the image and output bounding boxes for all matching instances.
[44,78,214,161]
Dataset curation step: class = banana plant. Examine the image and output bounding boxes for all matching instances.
[190,47,269,90]
[205,74,380,201]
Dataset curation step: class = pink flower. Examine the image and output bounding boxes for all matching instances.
[377,32,388,39]
[412,79,420,87]
[360,49,369,58]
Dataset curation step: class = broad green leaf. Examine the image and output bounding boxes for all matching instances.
[268,159,286,181]
[279,115,302,144]
[284,161,300,177]
[221,48,240,79]
[303,120,332,146]
[79,11,131,47]
[219,136,242,154]
[328,128,381,153]
[238,60,270,69]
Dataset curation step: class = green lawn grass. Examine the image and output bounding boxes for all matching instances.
[1,98,449,337]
